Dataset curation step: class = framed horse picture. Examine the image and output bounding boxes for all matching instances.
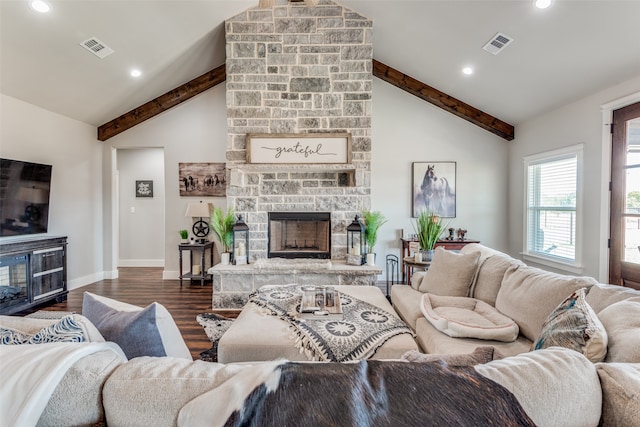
[178,162,226,197]
[412,162,456,218]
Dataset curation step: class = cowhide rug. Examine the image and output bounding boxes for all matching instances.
[177,359,536,427]
[196,313,234,362]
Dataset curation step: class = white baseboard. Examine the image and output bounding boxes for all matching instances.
[103,269,119,280]
[118,259,164,267]
[67,271,105,291]
[163,270,180,280]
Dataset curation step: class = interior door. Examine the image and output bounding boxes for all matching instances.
[609,101,640,289]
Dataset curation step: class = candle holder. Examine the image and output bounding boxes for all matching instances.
[346,215,366,265]
[232,214,250,265]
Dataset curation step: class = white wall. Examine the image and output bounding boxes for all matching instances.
[102,78,510,283]
[508,75,640,282]
[371,78,509,277]
[0,94,104,290]
[117,148,165,266]
[102,84,228,279]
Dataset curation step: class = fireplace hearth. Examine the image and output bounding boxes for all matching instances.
[268,212,331,259]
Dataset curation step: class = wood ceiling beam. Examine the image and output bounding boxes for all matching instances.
[98,60,514,142]
[372,59,514,141]
[97,64,226,142]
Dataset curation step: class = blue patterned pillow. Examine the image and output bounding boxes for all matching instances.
[0,316,86,345]
[532,288,607,362]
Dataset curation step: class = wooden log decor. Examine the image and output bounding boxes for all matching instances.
[372,60,514,141]
[97,64,226,141]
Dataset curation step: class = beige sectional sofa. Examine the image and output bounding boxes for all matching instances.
[391,243,640,361]
[2,248,640,426]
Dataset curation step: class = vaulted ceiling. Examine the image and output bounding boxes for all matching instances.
[2,0,639,134]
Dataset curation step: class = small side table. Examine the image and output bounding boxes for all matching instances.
[179,241,214,286]
[403,257,431,285]
[400,238,480,283]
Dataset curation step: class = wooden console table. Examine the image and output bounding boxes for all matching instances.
[400,238,480,284]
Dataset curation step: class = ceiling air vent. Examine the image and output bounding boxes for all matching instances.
[80,37,114,59]
[482,32,513,55]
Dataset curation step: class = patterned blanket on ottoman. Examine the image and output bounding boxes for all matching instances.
[248,285,413,362]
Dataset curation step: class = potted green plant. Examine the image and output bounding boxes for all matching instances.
[362,210,388,266]
[210,207,235,265]
[414,210,447,261]
[179,229,189,244]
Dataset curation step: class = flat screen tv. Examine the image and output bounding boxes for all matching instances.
[0,158,52,237]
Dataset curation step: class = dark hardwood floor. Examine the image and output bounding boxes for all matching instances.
[31,267,234,360]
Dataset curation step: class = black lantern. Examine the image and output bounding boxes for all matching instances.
[232,214,250,265]
[347,215,366,264]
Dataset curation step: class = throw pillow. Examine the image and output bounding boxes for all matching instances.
[0,315,86,344]
[401,345,503,366]
[597,300,640,363]
[82,292,192,360]
[0,314,104,342]
[418,247,481,297]
[420,293,519,342]
[596,362,640,427]
[532,288,608,363]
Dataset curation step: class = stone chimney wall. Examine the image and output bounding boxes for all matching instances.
[225,0,373,261]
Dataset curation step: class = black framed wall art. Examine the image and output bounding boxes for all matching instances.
[135,180,153,198]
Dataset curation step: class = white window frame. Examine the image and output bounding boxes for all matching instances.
[522,144,584,273]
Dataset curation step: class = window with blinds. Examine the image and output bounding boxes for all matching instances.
[524,145,583,267]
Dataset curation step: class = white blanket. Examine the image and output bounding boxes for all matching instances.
[0,342,126,427]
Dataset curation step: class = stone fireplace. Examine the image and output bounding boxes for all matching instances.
[225,0,373,262]
[211,1,377,309]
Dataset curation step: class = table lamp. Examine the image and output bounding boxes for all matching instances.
[185,201,213,243]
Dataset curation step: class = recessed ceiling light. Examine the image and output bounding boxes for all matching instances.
[29,0,51,13]
[535,0,552,9]
[130,69,142,78]
[462,67,474,76]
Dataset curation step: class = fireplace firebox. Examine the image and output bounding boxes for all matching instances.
[268,212,331,259]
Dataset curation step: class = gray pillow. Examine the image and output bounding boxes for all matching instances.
[82,293,166,359]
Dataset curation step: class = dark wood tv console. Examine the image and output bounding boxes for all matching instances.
[0,235,67,315]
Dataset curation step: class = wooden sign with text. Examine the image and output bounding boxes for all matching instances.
[246,133,352,164]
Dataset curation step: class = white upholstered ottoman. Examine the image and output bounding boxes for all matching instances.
[218,285,418,363]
